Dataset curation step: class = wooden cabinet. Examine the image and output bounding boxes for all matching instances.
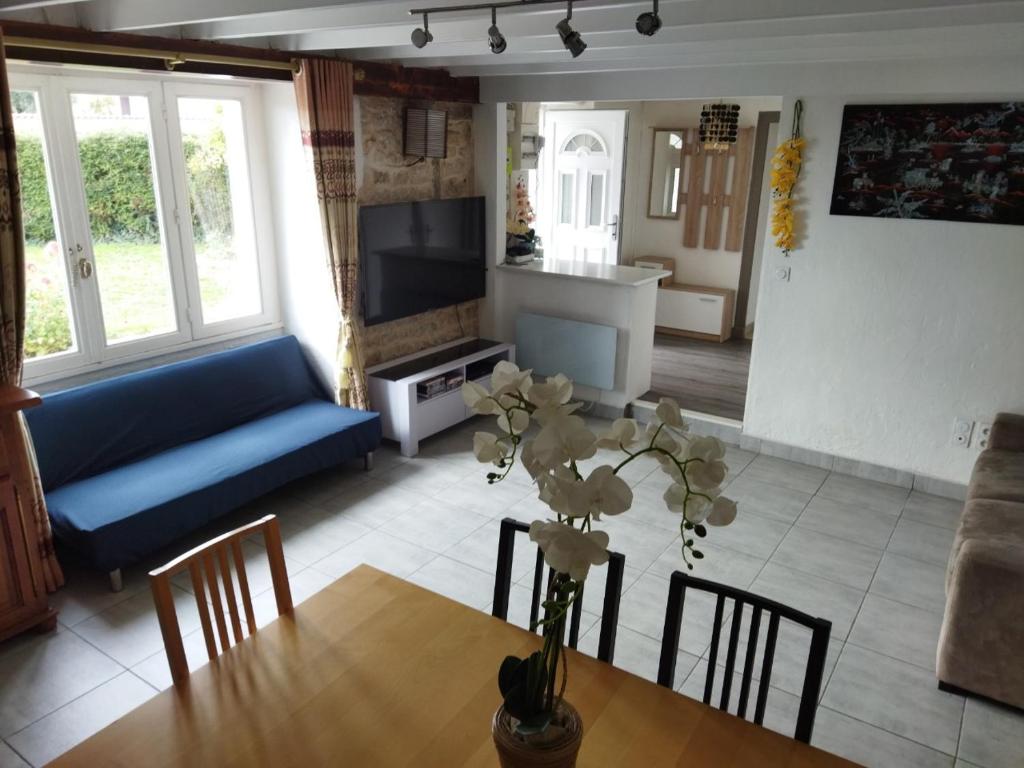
[655,283,736,343]
[0,384,57,643]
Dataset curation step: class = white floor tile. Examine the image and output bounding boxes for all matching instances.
[886,519,956,567]
[311,528,438,580]
[771,526,882,590]
[957,697,1024,768]
[847,593,943,671]
[796,495,898,550]
[823,644,964,755]
[316,479,426,528]
[722,474,813,524]
[750,563,865,640]
[386,497,490,553]
[816,473,910,517]
[6,673,156,767]
[869,553,947,614]
[0,629,123,738]
[577,624,698,685]
[71,583,203,668]
[812,707,955,768]
[740,455,830,496]
[901,492,964,530]
[408,556,495,610]
[0,741,28,768]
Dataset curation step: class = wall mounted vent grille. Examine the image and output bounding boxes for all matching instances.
[404,107,448,158]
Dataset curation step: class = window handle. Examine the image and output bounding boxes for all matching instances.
[77,257,93,280]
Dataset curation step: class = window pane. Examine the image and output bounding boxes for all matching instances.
[588,174,604,227]
[70,93,177,345]
[13,90,77,361]
[178,97,261,324]
[559,173,574,225]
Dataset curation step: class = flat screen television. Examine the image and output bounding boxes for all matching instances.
[359,196,486,326]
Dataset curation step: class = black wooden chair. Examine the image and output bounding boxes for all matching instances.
[492,517,625,663]
[657,570,832,743]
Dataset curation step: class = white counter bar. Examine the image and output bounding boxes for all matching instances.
[494,259,671,412]
[496,260,668,287]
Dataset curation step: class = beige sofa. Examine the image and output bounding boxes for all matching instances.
[937,412,1024,709]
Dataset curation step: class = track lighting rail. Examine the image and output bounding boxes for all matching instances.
[409,0,590,16]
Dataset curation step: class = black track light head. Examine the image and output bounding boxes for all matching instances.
[487,7,506,53]
[555,3,586,59]
[411,13,433,48]
[635,8,661,36]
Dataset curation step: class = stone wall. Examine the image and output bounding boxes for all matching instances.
[357,96,479,368]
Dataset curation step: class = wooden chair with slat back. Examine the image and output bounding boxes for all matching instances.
[149,514,292,684]
[492,517,625,663]
[657,570,831,744]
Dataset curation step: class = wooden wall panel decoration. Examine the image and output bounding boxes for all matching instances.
[680,126,754,252]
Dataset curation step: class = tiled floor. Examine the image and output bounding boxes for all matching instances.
[2,417,1022,767]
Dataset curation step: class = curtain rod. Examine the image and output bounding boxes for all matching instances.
[3,35,300,73]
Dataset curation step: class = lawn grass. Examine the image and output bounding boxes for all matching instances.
[25,239,251,358]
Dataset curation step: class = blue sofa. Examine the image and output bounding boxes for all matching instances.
[26,336,381,582]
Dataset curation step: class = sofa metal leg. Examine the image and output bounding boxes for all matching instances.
[109,569,123,593]
[363,451,374,471]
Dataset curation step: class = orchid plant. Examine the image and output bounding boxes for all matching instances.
[464,361,738,737]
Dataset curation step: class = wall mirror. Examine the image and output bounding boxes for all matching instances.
[647,129,685,219]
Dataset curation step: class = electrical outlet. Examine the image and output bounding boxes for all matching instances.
[952,418,974,448]
[976,421,993,449]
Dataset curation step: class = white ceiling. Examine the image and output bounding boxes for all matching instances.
[3,0,1023,78]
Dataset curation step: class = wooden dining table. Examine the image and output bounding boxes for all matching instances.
[50,565,859,767]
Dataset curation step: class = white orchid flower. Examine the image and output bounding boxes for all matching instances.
[490,360,533,397]
[462,381,500,415]
[663,484,713,522]
[685,436,728,489]
[655,397,687,430]
[527,374,573,409]
[520,440,545,480]
[472,432,508,466]
[708,496,738,526]
[596,418,639,450]
[555,465,632,520]
[531,408,597,469]
[529,520,610,581]
[497,408,530,436]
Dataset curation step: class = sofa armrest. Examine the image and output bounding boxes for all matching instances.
[989,412,1024,452]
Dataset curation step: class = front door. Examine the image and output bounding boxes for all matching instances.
[541,109,627,265]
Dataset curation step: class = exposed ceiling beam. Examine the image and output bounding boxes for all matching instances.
[277,5,1024,57]
[0,0,87,9]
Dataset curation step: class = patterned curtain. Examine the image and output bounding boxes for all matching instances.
[0,30,63,591]
[293,59,369,410]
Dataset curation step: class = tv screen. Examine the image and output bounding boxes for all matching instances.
[359,196,486,326]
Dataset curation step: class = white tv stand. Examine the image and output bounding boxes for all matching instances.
[366,337,515,457]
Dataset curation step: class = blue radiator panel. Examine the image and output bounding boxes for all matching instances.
[515,312,617,391]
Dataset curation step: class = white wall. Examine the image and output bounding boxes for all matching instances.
[745,92,1024,483]
[746,120,779,328]
[481,56,1024,483]
[260,81,339,391]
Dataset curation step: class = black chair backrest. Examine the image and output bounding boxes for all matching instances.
[492,517,625,664]
[657,570,831,744]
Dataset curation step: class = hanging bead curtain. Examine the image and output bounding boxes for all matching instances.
[699,103,740,153]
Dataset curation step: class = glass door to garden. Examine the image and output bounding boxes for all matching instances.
[10,70,275,381]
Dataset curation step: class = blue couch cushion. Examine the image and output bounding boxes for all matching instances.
[26,336,325,492]
[46,400,381,572]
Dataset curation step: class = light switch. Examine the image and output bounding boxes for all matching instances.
[775,266,791,282]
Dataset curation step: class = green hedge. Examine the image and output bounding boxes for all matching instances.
[16,131,232,244]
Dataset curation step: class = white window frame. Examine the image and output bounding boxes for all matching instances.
[11,65,280,386]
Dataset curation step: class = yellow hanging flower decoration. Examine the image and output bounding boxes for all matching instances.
[770,100,805,256]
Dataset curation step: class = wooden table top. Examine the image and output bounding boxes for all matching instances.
[50,566,859,767]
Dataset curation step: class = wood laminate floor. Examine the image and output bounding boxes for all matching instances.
[641,334,752,421]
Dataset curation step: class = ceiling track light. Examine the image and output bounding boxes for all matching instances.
[556,0,587,58]
[635,0,662,36]
[488,7,507,54]
[411,12,433,48]
[409,0,609,57]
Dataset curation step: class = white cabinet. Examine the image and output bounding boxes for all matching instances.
[367,338,515,457]
[654,284,736,342]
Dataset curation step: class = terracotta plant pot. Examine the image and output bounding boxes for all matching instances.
[492,701,583,768]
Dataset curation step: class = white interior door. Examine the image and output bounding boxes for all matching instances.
[542,109,626,265]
